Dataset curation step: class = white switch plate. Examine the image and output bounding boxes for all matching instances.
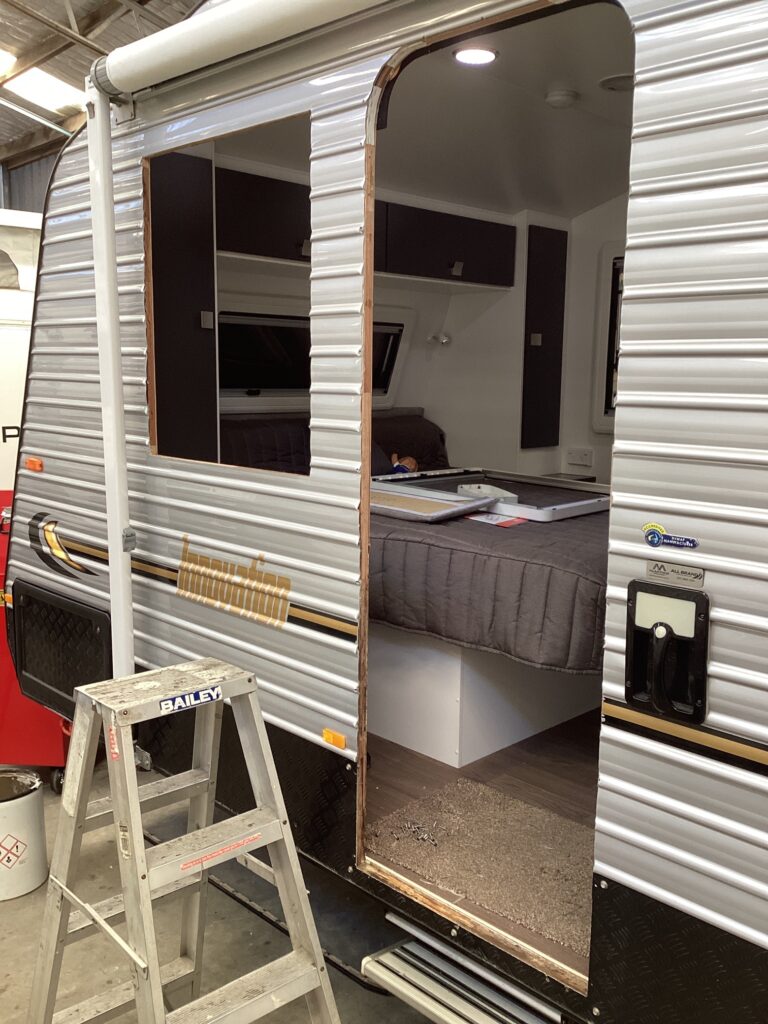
[567,447,593,467]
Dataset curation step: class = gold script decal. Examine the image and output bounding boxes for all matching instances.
[177,536,291,628]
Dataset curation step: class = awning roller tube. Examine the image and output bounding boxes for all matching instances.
[91,0,394,97]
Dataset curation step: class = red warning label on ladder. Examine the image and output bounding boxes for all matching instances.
[1,834,27,868]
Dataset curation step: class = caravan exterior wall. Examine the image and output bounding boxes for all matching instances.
[5,1,768,1021]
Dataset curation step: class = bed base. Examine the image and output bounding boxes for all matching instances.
[367,624,601,767]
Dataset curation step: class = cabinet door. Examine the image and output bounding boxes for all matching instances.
[216,169,311,263]
[520,225,568,449]
[386,203,516,286]
[147,152,218,462]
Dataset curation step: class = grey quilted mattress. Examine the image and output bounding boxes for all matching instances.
[369,510,609,673]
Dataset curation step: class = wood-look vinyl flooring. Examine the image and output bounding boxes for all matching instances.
[364,710,601,977]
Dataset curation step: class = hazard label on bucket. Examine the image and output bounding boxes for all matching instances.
[1,834,27,868]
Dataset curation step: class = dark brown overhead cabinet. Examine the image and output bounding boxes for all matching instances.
[216,169,312,263]
[384,202,516,286]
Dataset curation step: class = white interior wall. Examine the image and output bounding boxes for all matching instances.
[390,203,626,477]
[393,211,526,470]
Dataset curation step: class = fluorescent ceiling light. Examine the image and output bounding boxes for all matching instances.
[454,48,497,66]
[3,64,85,113]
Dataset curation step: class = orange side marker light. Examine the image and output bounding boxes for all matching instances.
[322,728,347,750]
[25,456,44,472]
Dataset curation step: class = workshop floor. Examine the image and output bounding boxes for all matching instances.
[0,765,424,1024]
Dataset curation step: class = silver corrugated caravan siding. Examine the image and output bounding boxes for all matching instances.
[6,0,768,955]
[599,0,768,953]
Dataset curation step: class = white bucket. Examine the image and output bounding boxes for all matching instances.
[0,769,48,900]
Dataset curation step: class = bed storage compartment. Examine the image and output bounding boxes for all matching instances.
[368,623,600,767]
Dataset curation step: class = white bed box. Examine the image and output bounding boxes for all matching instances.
[367,623,601,768]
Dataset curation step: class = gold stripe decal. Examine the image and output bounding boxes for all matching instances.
[603,701,768,768]
[42,521,87,572]
[29,512,357,643]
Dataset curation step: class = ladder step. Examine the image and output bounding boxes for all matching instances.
[79,659,254,724]
[66,874,201,942]
[52,955,195,1024]
[166,950,320,1024]
[85,768,210,832]
[146,808,283,891]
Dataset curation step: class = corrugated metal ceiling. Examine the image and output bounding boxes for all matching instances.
[0,0,199,161]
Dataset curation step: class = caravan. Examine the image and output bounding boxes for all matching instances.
[5,1,768,1021]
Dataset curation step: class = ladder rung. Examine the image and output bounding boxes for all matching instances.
[85,769,210,832]
[66,874,201,942]
[238,852,276,886]
[146,808,283,892]
[52,955,195,1024]
[166,950,319,1024]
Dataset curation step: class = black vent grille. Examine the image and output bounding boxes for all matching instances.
[14,580,111,719]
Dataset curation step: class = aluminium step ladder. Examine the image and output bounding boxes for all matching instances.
[28,658,341,1024]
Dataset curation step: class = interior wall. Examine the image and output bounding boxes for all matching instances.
[560,193,628,482]
[393,211,526,470]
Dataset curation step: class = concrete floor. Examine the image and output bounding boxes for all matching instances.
[1,765,425,1023]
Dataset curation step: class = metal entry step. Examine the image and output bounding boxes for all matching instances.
[362,917,560,1024]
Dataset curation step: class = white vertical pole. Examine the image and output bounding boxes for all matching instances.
[86,79,135,677]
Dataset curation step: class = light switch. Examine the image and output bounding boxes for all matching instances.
[200,310,214,330]
[530,332,543,347]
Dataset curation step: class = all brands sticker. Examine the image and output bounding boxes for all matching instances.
[646,560,705,590]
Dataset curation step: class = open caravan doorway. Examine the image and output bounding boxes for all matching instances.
[361,0,634,988]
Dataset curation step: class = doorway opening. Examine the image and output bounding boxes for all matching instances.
[360,0,633,989]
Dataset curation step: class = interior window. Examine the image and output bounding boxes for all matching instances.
[0,249,20,289]
[219,313,403,396]
[604,255,624,414]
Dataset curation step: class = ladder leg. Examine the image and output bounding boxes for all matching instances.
[27,692,102,1024]
[231,691,341,1024]
[178,700,223,1000]
[105,717,167,1023]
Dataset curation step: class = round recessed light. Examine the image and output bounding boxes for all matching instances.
[454,47,497,66]
[600,74,634,93]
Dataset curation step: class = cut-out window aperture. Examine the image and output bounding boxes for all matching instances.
[146,114,325,475]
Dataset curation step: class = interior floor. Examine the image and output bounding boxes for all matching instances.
[364,710,600,976]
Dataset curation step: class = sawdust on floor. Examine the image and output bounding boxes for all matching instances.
[366,776,594,958]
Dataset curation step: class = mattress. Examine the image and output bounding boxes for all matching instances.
[369,507,608,673]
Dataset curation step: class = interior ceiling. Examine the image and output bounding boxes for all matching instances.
[217,1,634,220]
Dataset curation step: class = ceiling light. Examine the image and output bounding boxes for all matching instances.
[454,48,497,66]
[4,67,85,113]
[600,74,634,93]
